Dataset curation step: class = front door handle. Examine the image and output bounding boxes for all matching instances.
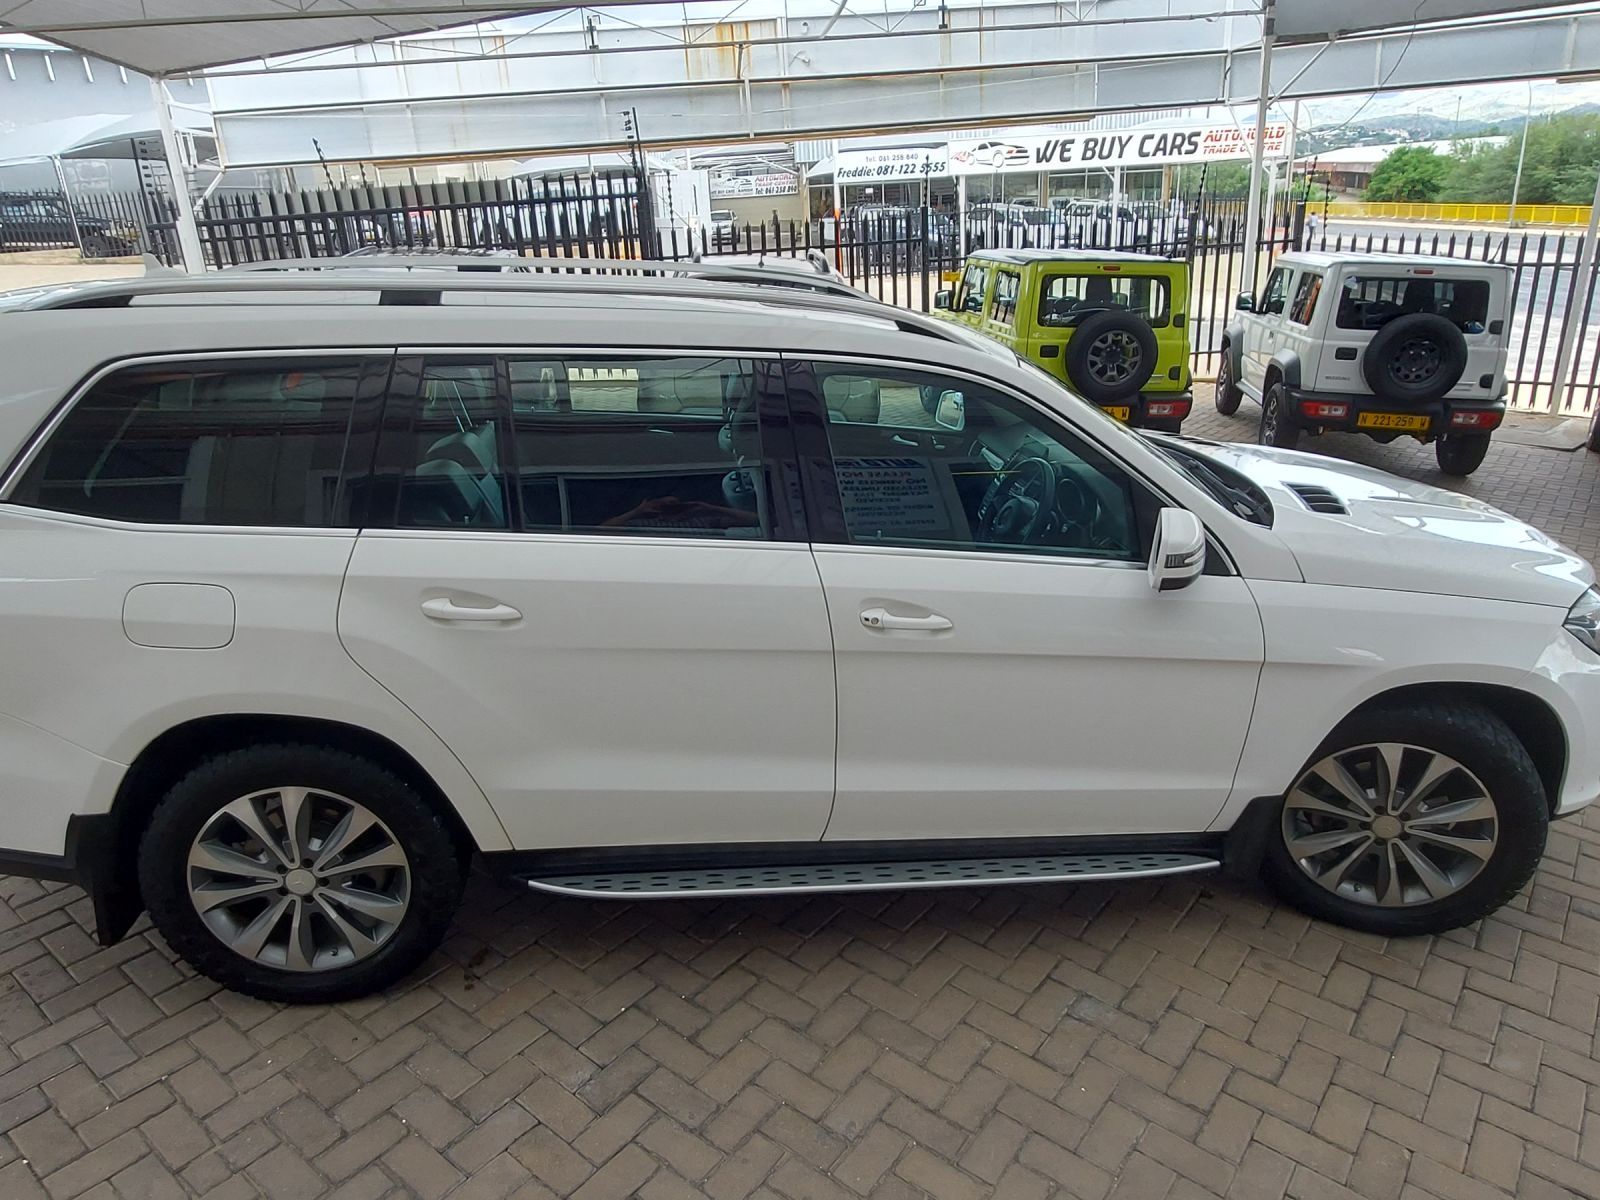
[860,607,953,633]
[421,597,522,623]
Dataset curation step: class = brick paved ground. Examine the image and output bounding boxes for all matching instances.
[2,397,1599,1200]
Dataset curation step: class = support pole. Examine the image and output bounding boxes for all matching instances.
[1242,0,1276,290]
[150,76,206,271]
[49,157,85,257]
[957,173,968,257]
[832,174,843,269]
[1509,83,1533,230]
[1549,164,1600,420]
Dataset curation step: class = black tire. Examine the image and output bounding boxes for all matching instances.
[1362,313,1468,403]
[1262,702,1547,937]
[1214,348,1242,416]
[1064,310,1159,403]
[138,743,467,1003]
[1435,433,1491,477]
[1258,380,1299,448]
[81,233,111,258]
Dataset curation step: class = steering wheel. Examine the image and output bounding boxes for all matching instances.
[977,455,1057,544]
[1053,472,1107,548]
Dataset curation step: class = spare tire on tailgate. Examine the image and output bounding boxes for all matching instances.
[1064,310,1158,403]
[1361,313,1468,403]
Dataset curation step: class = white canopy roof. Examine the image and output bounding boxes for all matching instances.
[0,2,637,75]
[2,1,1576,76]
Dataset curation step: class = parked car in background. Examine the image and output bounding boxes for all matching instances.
[964,202,1061,250]
[843,205,957,263]
[934,248,1193,430]
[0,192,138,257]
[1218,251,1515,476]
[0,261,1595,1002]
[710,209,738,247]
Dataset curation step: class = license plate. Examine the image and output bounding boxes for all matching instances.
[1357,412,1430,432]
[1103,405,1132,422]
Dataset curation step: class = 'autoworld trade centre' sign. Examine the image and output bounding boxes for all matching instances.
[948,122,1290,174]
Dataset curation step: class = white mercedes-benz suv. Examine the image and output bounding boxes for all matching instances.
[1,259,1596,1002]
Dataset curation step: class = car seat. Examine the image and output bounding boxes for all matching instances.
[821,376,882,423]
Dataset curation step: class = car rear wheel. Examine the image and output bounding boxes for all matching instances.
[1214,351,1242,416]
[1435,433,1491,477]
[139,744,467,1003]
[1262,702,1547,936]
[1258,381,1299,448]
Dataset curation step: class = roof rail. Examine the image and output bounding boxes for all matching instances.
[222,252,866,298]
[12,267,970,346]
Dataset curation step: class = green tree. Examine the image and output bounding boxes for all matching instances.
[1365,146,1449,201]
[1439,113,1600,204]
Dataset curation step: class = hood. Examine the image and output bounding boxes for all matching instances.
[1179,439,1594,607]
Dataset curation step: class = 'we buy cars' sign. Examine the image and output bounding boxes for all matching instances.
[948,123,1290,175]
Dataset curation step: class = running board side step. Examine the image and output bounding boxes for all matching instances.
[522,852,1218,899]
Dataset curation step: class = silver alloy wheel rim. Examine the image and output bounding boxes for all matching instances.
[1087,330,1140,384]
[1282,743,1498,907]
[1261,390,1280,442]
[187,788,411,972]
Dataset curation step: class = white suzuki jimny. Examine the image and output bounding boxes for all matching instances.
[1217,252,1514,476]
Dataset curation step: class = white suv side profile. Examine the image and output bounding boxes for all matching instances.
[1217,251,1515,476]
[0,264,1596,1002]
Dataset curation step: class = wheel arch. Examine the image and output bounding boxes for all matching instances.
[1223,680,1567,880]
[1342,682,1567,815]
[96,714,484,943]
[1265,350,1302,391]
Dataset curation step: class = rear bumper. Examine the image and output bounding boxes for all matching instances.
[1283,386,1506,438]
[0,814,137,945]
[1097,391,1194,427]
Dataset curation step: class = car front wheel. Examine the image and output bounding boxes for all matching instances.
[139,744,467,1003]
[1262,702,1547,937]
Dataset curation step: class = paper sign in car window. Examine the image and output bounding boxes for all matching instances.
[834,456,953,539]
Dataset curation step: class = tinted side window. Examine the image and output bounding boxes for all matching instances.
[1289,272,1323,326]
[385,360,511,530]
[989,271,1021,326]
[508,356,778,540]
[811,362,1143,562]
[958,265,990,314]
[11,359,367,526]
[1259,268,1291,316]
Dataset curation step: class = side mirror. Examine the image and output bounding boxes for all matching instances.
[1235,292,1255,312]
[1149,509,1206,593]
[933,289,953,310]
[934,389,966,431]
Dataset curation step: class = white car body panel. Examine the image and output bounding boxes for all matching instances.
[1179,441,1595,604]
[814,545,1264,840]
[338,532,838,848]
[0,507,513,854]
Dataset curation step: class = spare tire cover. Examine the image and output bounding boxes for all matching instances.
[1064,309,1159,403]
[1361,312,1468,403]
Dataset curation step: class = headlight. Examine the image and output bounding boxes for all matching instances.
[1565,587,1600,656]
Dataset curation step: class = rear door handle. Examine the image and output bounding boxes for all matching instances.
[421,597,522,622]
[860,607,953,632]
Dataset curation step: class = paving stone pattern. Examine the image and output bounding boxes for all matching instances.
[1,398,1599,1199]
